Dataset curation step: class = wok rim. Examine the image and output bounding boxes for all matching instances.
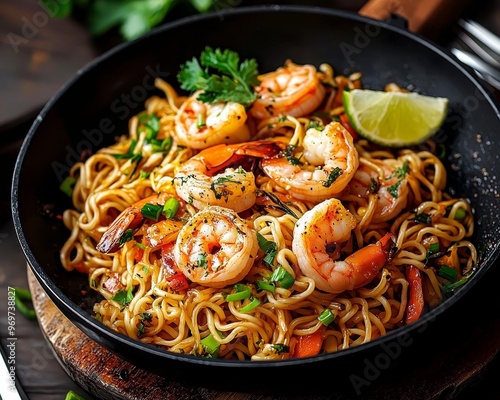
[11,4,500,370]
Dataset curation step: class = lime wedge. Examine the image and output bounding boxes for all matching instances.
[342,89,449,147]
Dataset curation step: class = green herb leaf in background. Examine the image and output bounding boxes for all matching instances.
[40,0,218,42]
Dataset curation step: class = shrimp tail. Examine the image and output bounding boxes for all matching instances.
[200,140,285,172]
[96,207,143,253]
[345,232,397,289]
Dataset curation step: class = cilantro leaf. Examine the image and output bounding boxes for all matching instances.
[177,46,259,105]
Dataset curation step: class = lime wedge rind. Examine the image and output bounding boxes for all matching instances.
[343,89,449,147]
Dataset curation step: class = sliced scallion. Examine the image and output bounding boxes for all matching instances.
[141,203,163,221]
[162,197,180,219]
[226,284,251,301]
[437,265,458,281]
[239,297,260,313]
[270,266,295,289]
[255,280,276,293]
[318,309,335,326]
[201,333,220,356]
[60,176,76,197]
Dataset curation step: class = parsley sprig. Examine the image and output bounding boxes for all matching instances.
[177,47,259,105]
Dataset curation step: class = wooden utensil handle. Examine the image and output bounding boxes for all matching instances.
[359,0,473,40]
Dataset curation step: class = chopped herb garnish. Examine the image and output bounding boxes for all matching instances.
[258,190,298,218]
[414,212,432,224]
[271,344,290,354]
[387,179,402,198]
[177,46,259,105]
[119,229,134,246]
[257,232,277,266]
[284,145,302,166]
[322,167,342,188]
[196,114,206,129]
[139,170,151,180]
[111,286,134,306]
[197,253,208,269]
[60,176,76,197]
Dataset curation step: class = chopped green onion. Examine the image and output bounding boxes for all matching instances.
[139,170,150,179]
[201,333,220,357]
[226,284,251,301]
[119,229,134,246]
[113,139,138,159]
[257,232,277,265]
[239,297,260,313]
[197,114,206,129]
[14,287,37,320]
[135,242,146,249]
[139,113,160,141]
[65,390,87,400]
[255,280,276,293]
[270,266,295,289]
[141,203,163,221]
[442,276,469,296]
[437,265,458,281]
[414,212,432,224]
[60,176,76,197]
[318,308,335,326]
[427,243,440,255]
[454,208,467,221]
[162,197,180,219]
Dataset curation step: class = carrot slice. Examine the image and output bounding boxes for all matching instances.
[405,265,424,324]
[292,328,325,358]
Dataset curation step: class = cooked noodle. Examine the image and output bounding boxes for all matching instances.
[60,60,477,361]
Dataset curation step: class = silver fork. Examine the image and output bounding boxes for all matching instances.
[450,18,500,91]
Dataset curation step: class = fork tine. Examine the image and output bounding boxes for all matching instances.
[457,19,500,56]
[457,28,500,69]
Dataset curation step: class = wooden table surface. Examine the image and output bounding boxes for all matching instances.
[1,1,499,399]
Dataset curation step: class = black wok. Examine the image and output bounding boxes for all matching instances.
[12,5,500,395]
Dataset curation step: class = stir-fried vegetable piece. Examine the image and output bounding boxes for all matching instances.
[292,327,325,358]
[405,265,424,324]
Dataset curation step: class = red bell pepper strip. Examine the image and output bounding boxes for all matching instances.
[405,265,424,324]
[292,327,325,358]
[339,113,359,141]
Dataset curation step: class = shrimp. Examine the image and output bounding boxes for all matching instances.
[174,91,251,149]
[96,193,183,253]
[348,159,409,223]
[174,140,284,212]
[174,206,259,288]
[261,121,359,202]
[249,61,326,120]
[292,198,397,294]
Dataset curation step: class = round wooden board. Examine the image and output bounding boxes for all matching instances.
[28,266,500,400]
